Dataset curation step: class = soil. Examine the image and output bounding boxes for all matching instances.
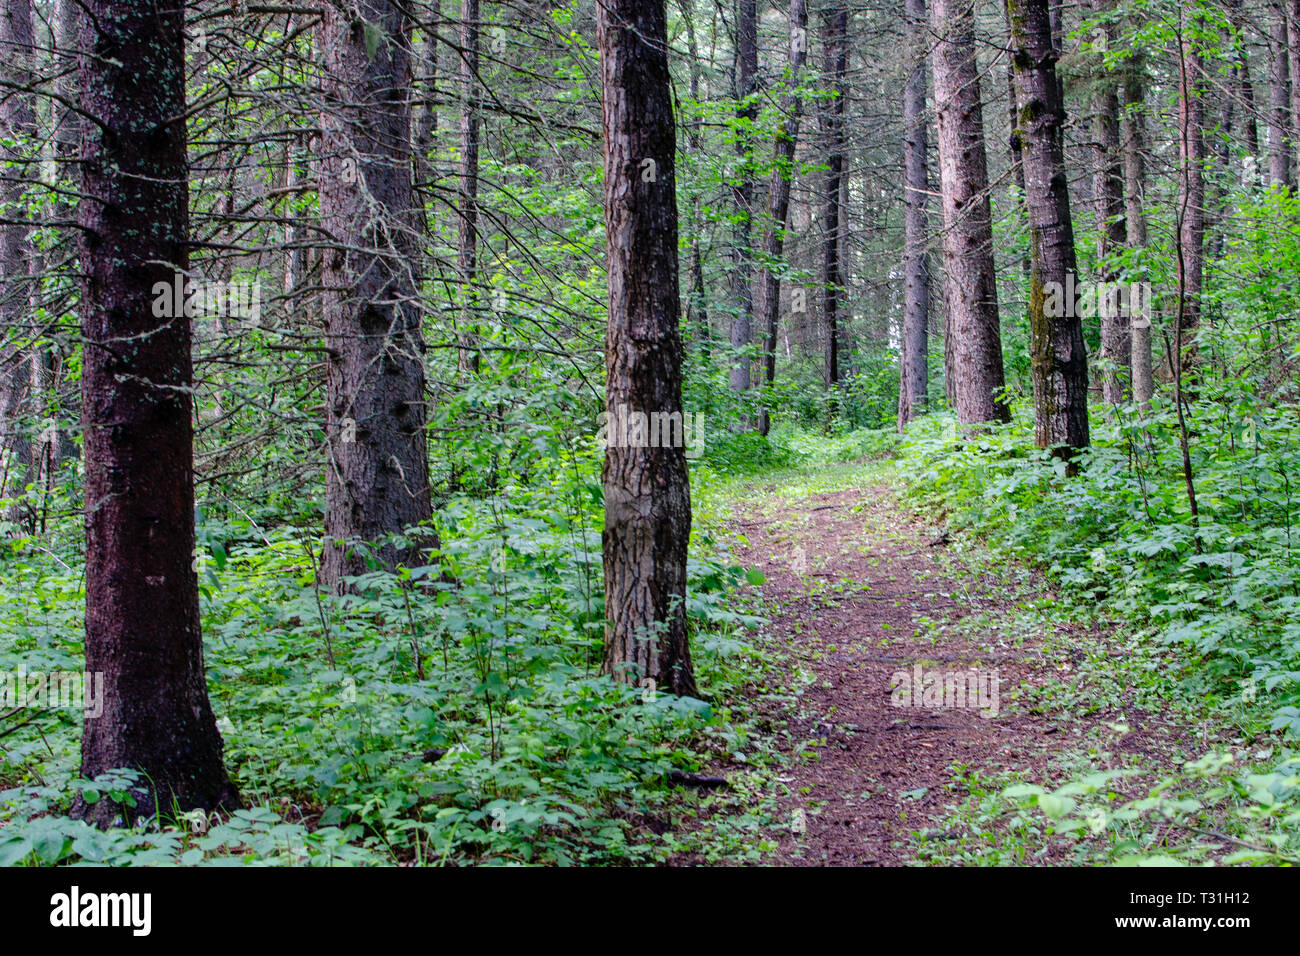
[722,478,1188,866]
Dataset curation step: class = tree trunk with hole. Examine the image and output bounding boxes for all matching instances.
[73,0,237,825]
[320,0,434,588]
[596,0,697,698]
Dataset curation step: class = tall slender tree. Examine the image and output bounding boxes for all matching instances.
[756,0,809,436]
[729,0,759,401]
[320,0,435,588]
[74,0,237,823]
[596,0,697,697]
[821,6,849,395]
[930,0,1010,424]
[1008,0,1089,458]
[899,0,930,430]
[456,0,481,374]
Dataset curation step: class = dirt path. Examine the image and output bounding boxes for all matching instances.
[728,479,1100,865]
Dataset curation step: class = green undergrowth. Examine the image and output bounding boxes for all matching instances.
[894,396,1300,866]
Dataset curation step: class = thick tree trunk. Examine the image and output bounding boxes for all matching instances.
[1008,0,1090,458]
[821,7,847,395]
[899,0,930,431]
[320,0,434,588]
[596,0,697,698]
[1122,77,1153,405]
[930,0,1010,425]
[456,0,480,374]
[1269,5,1292,188]
[755,0,809,436]
[73,0,237,824]
[729,0,757,399]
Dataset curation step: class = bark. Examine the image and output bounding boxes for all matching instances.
[0,0,36,521]
[681,0,710,358]
[899,0,930,430]
[755,0,809,436]
[1289,0,1300,183]
[596,0,697,697]
[1122,77,1153,405]
[1008,0,1090,457]
[456,0,480,373]
[1092,35,1129,404]
[729,0,757,397]
[73,0,237,824]
[1269,5,1292,188]
[930,0,1010,424]
[1177,22,1204,380]
[821,7,848,393]
[320,0,435,588]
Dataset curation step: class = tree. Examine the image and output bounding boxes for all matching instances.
[320,0,435,588]
[756,0,810,436]
[729,0,759,401]
[1008,0,1090,460]
[73,0,237,824]
[930,0,1010,425]
[898,0,930,430]
[596,0,697,698]
[821,6,849,396]
[1176,12,1205,379]
[1088,5,1129,404]
[456,0,481,374]
[1122,73,1154,404]
[1268,3,1291,188]
[0,0,36,525]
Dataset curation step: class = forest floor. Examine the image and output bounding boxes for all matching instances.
[716,460,1193,865]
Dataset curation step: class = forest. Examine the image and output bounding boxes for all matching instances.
[0,0,1296,876]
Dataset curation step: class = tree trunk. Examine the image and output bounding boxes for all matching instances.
[0,0,36,524]
[1008,0,1090,458]
[1092,27,1129,405]
[1269,4,1292,188]
[320,0,435,588]
[755,0,809,436]
[456,0,481,374]
[681,0,710,359]
[821,7,847,396]
[899,0,930,431]
[596,0,697,698]
[729,0,757,399]
[1177,20,1204,380]
[1122,77,1153,405]
[73,0,237,824]
[930,0,1010,425]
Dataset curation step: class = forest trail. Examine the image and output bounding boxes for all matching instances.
[727,472,1108,865]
